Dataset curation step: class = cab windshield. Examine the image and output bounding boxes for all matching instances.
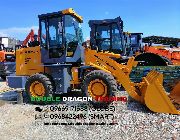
[64,15,83,56]
[95,23,123,53]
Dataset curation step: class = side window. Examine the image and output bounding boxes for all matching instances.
[48,17,63,47]
[101,30,110,38]
[41,20,46,47]
[112,24,122,50]
[48,17,63,58]
[49,25,56,46]
[65,15,79,57]
[131,35,137,44]
[95,25,111,51]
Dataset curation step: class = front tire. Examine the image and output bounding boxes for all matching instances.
[82,70,118,107]
[25,73,54,104]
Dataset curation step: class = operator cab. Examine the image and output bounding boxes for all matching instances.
[89,17,124,54]
[130,33,143,53]
[38,8,84,64]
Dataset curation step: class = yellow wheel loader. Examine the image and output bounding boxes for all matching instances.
[7,8,180,114]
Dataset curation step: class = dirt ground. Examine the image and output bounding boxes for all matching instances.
[0,79,179,140]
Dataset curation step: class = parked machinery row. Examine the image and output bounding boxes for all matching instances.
[5,8,179,114]
[1,11,180,81]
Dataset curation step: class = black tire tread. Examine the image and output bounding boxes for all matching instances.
[25,73,54,104]
[82,70,118,107]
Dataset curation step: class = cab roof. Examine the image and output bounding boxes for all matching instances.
[89,16,122,26]
[38,8,83,23]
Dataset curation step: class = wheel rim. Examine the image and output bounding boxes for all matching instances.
[30,81,45,97]
[88,79,108,99]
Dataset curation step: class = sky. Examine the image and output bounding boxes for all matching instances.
[0,0,179,40]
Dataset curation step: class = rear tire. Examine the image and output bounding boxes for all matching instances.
[25,73,54,104]
[82,70,117,107]
[161,56,173,65]
[135,53,167,66]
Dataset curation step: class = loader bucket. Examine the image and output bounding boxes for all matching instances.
[141,71,180,114]
[169,81,180,105]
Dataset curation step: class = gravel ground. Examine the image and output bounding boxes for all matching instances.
[0,80,180,140]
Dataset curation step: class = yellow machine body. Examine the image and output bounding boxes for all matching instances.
[169,81,180,105]
[16,46,43,76]
[84,47,180,114]
[11,8,180,115]
[140,71,179,114]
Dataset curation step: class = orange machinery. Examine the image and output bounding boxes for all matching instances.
[142,36,180,65]
[0,44,15,62]
[144,45,180,65]
[0,44,15,80]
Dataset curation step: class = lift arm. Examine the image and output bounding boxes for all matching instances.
[84,47,180,114]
